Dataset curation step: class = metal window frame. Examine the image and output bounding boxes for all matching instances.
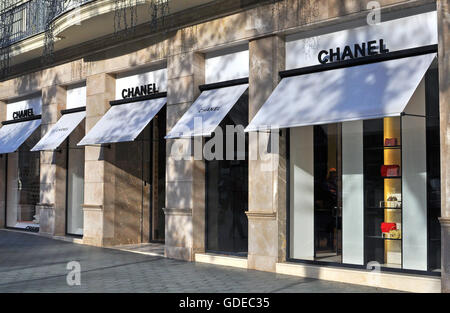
[3,128,41,233]
[64,107,86,238]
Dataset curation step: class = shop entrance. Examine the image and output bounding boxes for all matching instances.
[108,106,166,245]
[5,126,41,232]
[149,107,166,243]
[205,95,248,255]
[314,124,342,262]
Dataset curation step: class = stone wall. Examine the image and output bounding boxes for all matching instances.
[0,0,445,287]
[0,0,427,100]
[246,35,286,272]
[38,85,67,236]
[82,73,116,246]
[165,51,205,261]
[0,101,5,228]
[437,0,450,293]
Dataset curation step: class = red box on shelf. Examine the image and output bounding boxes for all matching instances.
[385,138,398,147]
[381,222,397,234]
[381,165,400,177]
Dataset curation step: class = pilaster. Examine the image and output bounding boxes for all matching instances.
[247,35,286,272]
[165,49,205,261]
[82,73,116,247]
[0,100,6,228]
[38,85,67,236]
[438,0,450,293]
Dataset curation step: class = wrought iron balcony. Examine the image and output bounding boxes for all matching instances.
[0,0,95,48]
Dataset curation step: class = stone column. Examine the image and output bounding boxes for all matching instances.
[0,100,5,228]
[82,73,116,247]
[165,50,205,261]
[247,35,286,272]
[38,85,67,236]
[438,0,450,293]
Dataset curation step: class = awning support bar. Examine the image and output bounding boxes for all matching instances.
[199,78,249,92]
[109,92,167,106]
[61,107,86,115]
[401,112,426,118]
[2,114,42,125]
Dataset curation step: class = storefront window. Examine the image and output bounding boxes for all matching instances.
[314,124,342,263]
[289,63,441,273]
[363,117,402,269]
[206,94,248,255]
[6,126,41,231]
[425,65,441,272]
[105,107,166,243]
[66,122,85,236]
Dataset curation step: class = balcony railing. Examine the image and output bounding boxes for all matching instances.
[0,0,95,48]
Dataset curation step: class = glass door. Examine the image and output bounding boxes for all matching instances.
[66,121,85,236]
[313,124,342,262]
[149,107,166,243]
[205,94,249,255]
[6,126,41,231]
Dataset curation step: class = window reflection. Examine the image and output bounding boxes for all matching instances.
[206,94,248,255]
[6,126,41,231]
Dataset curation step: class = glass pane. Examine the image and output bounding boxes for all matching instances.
[151,107,166,242]
[289,126,314,260]
[364,118,402,269]
[425,64,441,272]
[342,121,364,265]
[313,124,342,263]
[6,126,41,231]
[206,95,248,255]
[66,122,85,236]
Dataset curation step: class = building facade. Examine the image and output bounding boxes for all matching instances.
[0,0,449,293]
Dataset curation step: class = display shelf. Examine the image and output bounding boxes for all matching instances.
[366,236,402,241]
[363,175,401,179]
[363,117,402,268]
[365,145,402,151]
[366,207,402,210]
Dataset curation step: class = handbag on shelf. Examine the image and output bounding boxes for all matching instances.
[389,229,402,239]
[381,165,400,177]
[385,138,398,147]
[381,222,397,234]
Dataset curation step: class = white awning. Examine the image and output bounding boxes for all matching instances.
[78,97,166,145]
[31,111,86,151]
[245,53,436,132]
[165,84,248,139]
[0,119,41,154]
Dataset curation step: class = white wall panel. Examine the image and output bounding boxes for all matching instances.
[342,121,364,265]
[286,11,437,69]
[290,126,314,260]
[6,97,42,120]
[115,67,167,100]
[402,78,427,271]
[205,48,248,84]
[66,84,86,109]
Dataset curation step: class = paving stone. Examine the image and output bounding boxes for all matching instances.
[0,230,400,293]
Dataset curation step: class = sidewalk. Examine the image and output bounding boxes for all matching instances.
[0,230,399,293]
